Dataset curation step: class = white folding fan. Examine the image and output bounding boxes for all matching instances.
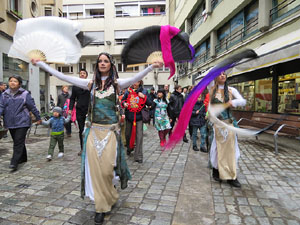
[8,17,83,64]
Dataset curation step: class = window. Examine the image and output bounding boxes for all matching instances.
[10,0,22,17]
[58,66,73,73]
[140,5,165,16]
[115,30,138,45]
[84,31,104,45]
[115,4,139,17]
[231,78,272,113]
[271,0,300,21]
[44,7,53,16]
[193,38,210,67]
[231,81,255,111]
[216,0,258,53]
[190,1,206,33]
[245,1,258,36]
[278,73,300,114]
[78,62,86,71]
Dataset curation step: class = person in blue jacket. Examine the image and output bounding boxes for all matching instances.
[0,75,41,171]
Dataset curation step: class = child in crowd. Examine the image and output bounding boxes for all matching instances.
[42,107,71,161]
[152,89,172,147]
[190,95,207,152]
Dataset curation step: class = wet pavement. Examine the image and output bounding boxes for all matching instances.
[0,125,299,225]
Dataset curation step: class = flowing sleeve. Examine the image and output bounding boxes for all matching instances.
[117,65,154,90]
[36,61,91,90]
[230,87,246,107]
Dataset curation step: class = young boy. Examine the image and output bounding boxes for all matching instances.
[42,107,71,161]
[190,96,207,152]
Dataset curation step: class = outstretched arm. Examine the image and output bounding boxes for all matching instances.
[117,65,154,90]
[117,62,163,90]
[35,61,91,90]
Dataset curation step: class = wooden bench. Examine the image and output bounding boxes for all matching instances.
[237,112,300,154]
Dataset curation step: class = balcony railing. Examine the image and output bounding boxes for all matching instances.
[189,14,206,34]
[215,17,258,54]
[270,0,300,21]
[65,14,105,20]
[192,50,211,68]
[177,63,188,78]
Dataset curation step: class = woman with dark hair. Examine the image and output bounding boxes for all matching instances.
[33,53,162,224]
[209,72,246,188]
[0,75,41,171]
[152,89,172,147]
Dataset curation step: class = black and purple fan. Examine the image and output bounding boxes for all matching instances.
[121,25,195,79]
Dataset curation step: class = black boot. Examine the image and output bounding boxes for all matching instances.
[193,146,199,151]
[212,168,221,182]
[227,179,241,188]
[200,146,208,153]
[183,134,188,143]
[127,148,132,156]
[94,212,105,224]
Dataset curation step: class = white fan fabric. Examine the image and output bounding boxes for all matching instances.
[8,17,82,64]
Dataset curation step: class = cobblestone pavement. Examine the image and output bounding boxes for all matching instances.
[0,125,300,225]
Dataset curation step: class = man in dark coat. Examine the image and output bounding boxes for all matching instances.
[69,69,90,155]
[168,85,188,143]
[190,96,207,152]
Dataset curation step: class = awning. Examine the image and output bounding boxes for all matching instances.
[227,28,300,77]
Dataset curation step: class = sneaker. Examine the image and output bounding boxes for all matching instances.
[160,140,165,147]
[57,152,64,158]
[46,155,52,161]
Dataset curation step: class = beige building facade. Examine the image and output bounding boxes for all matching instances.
[0,0,63,113]
[53,0,172,103]
[173,0,300,115]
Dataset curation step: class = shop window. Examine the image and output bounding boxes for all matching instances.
[255,78,272,112]
[231,78,272,113]
[231,81,255,111]
[278,73,300,114]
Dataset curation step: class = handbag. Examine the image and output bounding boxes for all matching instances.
[141,107,151,123]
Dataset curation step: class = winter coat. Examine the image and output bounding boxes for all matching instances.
[190,100,206,127]
[42,115,71,134]
[168,91,184,119]
[57,92,69,108]
[0,88,41,129]
[121,86,151,122]
[69,85,90,116]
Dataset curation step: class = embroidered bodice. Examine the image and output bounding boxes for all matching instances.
[91,86,118,124]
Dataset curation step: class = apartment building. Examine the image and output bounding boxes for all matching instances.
[173,0,300,116]
[54,0,171,102]
[0,0,63,113]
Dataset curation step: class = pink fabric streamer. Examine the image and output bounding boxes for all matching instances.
[164,64,234,150]
[160,25,180,79]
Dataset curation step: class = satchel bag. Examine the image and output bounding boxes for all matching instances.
[141,107,151,123]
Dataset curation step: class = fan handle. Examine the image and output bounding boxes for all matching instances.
[127,63,150,68]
